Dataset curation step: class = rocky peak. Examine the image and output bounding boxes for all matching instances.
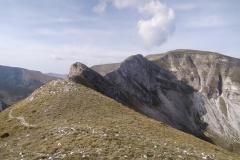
[67,62,96,90]
[68,62,89,78]
[67,62,130,106]
[120,54,152,71]
[120,54,158,71]
[123,54,145,62]
[118,54,156,83]
[117,54,176,84]
[91,63,120,76]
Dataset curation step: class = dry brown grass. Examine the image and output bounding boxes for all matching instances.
[0,80,238,159]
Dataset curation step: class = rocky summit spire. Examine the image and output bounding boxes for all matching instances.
[67,62,130,106]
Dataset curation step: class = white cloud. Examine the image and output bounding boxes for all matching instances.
[51,54,64,61]
[93,0,141,12]
[138,0,165,15]
[93,0,175,49]
[113,0,139,9]
[137,1,175,49]
[92,1,107,13]
[187,16,226,28]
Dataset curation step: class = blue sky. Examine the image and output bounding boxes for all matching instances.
[0,0,239,74]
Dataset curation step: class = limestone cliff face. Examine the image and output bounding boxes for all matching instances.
[146,49,240,98]
[71,56,209,140]
[146,49,240,151]
[101,55,209,140]
[71,49,240,153]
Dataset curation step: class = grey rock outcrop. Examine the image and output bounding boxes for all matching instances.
[67,62,133,106]
[102,54,209,140]
[91,63,120,76]
[71,56,209,140]
[146,49,240,151]
[71,49,240,153]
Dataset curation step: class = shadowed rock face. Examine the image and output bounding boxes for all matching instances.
[69,56,210,142]
[70,49,240,153]
[0,65,58,108]
[68,62,132,106]
[0,101,7,111]
[101,55,209,140]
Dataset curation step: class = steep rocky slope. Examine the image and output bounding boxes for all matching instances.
[0,65,58,108]
[0,80,238,159]
[89,50,240,153]
[89,55,210,140]
[146,49,240,151]
[67,62,130,105]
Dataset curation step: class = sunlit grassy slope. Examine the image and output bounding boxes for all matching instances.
[0,80,238,159]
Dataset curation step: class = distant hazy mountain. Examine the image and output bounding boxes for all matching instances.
[0,65,58,108]
[69,49,240,153]
[45,73,67,79]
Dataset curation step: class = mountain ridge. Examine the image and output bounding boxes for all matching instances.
[0,65,58,108]
[88,49,240,153]
[0,79,238,159]
[0,49,239,158]
[91,54,209,138]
